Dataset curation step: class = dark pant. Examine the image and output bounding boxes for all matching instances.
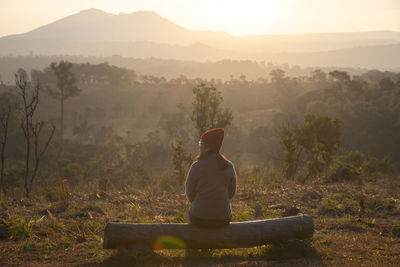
[189,213,230,228]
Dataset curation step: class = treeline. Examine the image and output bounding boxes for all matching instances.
[0,55,372,84]
[0,61,399,196]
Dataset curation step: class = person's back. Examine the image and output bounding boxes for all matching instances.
[186,152,236,222]
[185,128,237,228]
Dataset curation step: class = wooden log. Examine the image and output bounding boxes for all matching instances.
[103,215,314,250]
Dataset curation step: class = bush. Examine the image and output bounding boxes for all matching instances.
[2,218,33,240]
[362,156,391,175]
[327,160,360,182]
[327,151,390,182]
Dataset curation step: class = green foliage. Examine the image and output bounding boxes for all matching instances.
[2,61,400,195]
[327,151,390,182]
[280,124,301,179]
[170,139,192,184]
[2,218,33,240]
[298,114,341,179]
[280,114,341,180]
[191,83,233,136]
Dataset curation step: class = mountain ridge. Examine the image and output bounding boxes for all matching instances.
[0,8,399,69]
[1,8,233,45]
[2,8,399,48]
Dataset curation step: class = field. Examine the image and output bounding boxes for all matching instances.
[0,172,399,267]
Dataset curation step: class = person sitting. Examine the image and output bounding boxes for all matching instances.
[185,128,237,228]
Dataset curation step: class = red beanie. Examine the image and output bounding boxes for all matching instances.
[201,128,225,152]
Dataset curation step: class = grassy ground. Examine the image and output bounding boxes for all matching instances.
[0,174,399,266]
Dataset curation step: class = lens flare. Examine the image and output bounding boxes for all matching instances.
[153,235,186,249]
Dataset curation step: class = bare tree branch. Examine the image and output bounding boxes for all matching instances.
[0,105,11,196]
[15,71,55,197]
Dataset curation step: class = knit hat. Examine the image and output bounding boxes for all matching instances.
[200,128,225,152]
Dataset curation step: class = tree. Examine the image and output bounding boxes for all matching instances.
[309,69,327,83]
[171,139,192,184]
[280,124,302,180]
[49,61,80,143]
[15,69,55,197]
[191,83,233,136]
[280,114,341,181]
[269,69,286,84]
[379,77,395,91]
[297,115,341,180]
[0,105,11,196]
[328,71,350,83]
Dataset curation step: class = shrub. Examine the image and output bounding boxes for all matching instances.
[362,156,390,175]
[2,218,33,240]
[327,151,390,182]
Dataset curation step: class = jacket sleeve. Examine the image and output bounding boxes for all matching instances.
[228,164,237,199]
[185,163,198,203]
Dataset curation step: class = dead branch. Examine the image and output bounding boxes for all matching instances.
[0,106,11,196]
[15,72,55,197]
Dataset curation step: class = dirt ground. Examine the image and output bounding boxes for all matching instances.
[1,176,399,266]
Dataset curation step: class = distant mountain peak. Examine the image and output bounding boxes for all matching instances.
[127,10,160,16]
[78,8,109,16]
[123,10,177,25]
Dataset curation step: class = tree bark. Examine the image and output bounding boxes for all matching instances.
[103,215,314,250]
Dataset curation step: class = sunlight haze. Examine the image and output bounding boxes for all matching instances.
[0,0,399,37]
[1,0,400,266]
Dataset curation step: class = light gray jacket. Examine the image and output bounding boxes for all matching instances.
[185,153,237,220]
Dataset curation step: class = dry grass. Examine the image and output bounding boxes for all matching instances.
[0,174,399,266]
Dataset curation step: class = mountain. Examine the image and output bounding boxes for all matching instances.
[0,8,399,69]
[2,9,400,51]
[2,8,233,45]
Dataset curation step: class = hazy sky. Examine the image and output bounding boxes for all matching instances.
[0,0,400,37]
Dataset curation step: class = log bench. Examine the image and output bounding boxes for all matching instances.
[103,215,314,250]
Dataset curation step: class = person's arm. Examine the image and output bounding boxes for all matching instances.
[228,164,237,199]
[185,163,198,202]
